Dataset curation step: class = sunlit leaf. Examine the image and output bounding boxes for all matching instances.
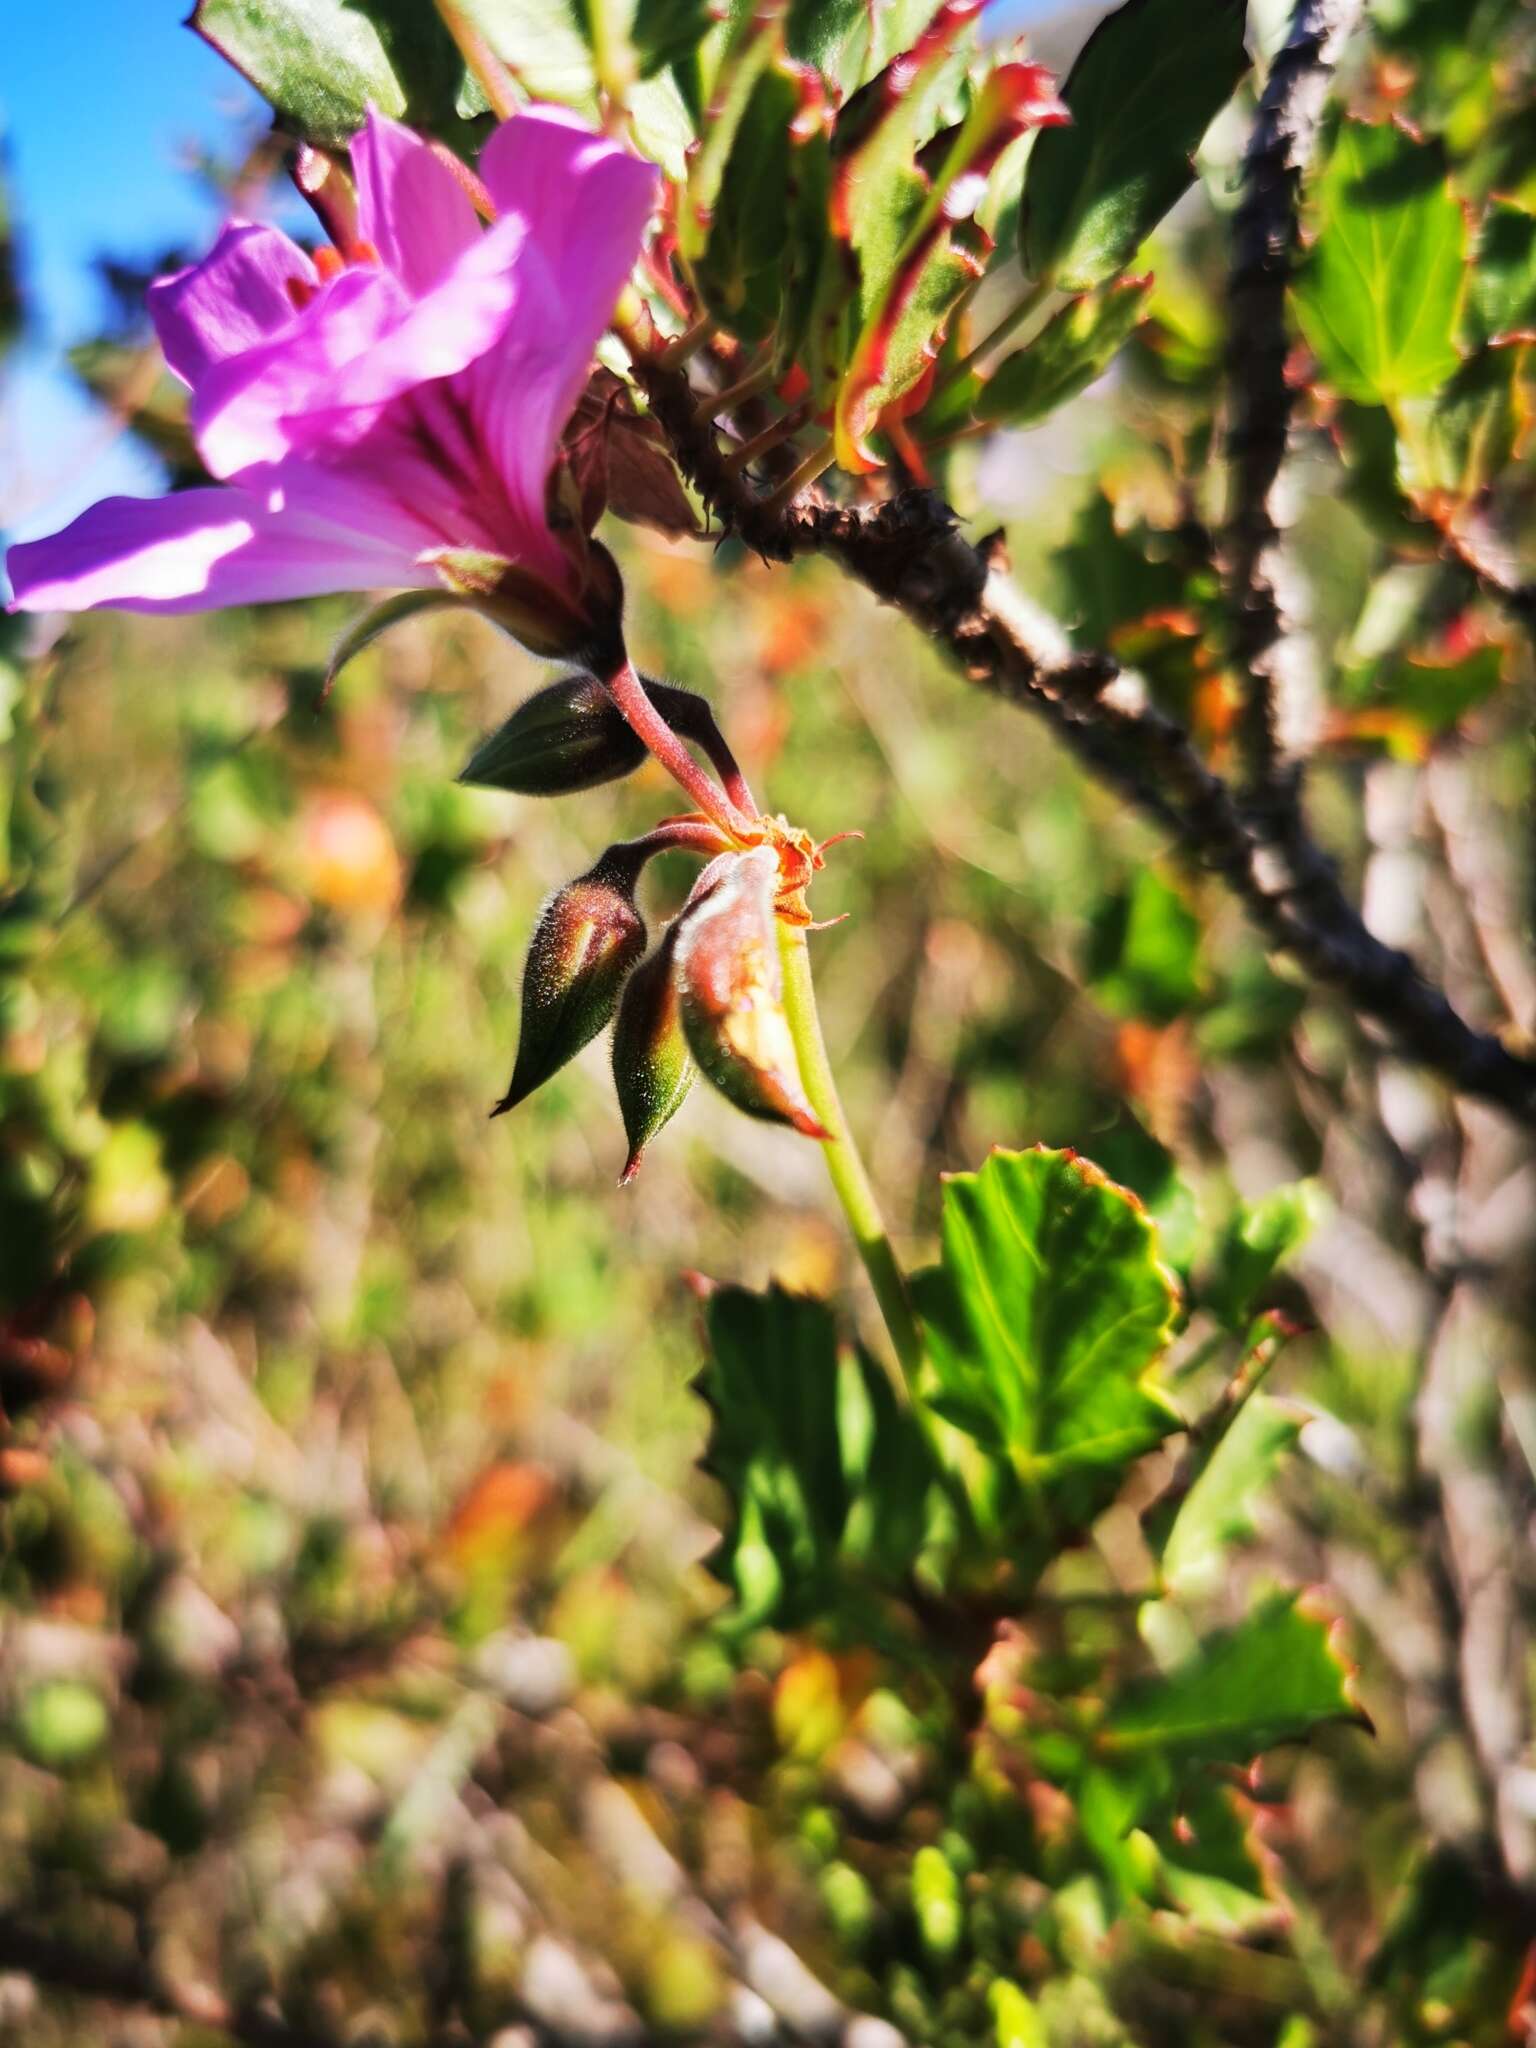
[1020,0,1249,291]
[1293,118,1467,406]
[696,1285,935,1627]
[912,1147,1180,1561]
[1160,1394,1303,1601]
[1102,1594,1361,1762]
[976,275,1152,426]
[1396,344,1530,515]
[193,0,471,147]
[1084,866,1203,1025]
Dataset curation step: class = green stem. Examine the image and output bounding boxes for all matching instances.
[777,922,924,1395]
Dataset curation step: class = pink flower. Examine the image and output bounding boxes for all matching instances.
[7,108,656,642]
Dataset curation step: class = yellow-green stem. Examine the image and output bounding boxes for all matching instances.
[777,922,924,1395]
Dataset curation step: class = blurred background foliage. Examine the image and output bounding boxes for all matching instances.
[3,1,1536,2044]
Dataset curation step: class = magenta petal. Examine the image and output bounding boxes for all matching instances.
[467,109,657,568]
[148,222,317,387]
[6,466,432,616]
[354,108,481,296]
[478,107,657,357]
[190,211,540,479]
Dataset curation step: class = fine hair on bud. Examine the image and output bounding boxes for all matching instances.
[494,850,647,1116]
[611,920,694,1184]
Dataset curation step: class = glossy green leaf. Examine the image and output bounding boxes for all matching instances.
[912,1148,1180,1555]
[1466,197,1536,345]
[193,0,471,147]
[1102,1594,1360,1762]
[1160,1394,1303,1601]
[1020,0,1249,291]
[976,276,1152,426]
[697,1285,935,1626]
[1293,119,1468,406]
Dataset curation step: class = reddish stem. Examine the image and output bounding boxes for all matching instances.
[602,659,757,840]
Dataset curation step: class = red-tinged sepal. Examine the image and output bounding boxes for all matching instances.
[612,921,694,1185]
[494,850,648,1116]
[673,848,830,1141]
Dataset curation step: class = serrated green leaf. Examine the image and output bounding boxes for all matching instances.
[1020,0,1249,292]
[1293,119,1468,407]
[912,1148,1180,1561]
[1466,197,1536,345]
[697,1286,935,1627]
[1161,1394,1302,1601]
[193,0,471,148]
[1102,1594,1359,1761]
[1154,1779,1282,1936]
[977,275,1152,426]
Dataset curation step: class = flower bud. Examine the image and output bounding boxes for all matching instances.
[461,674,648,796]
[611,921,694,1184]
[494,852,646,1115]
[460,674,721,799]
[673,848,830,1141]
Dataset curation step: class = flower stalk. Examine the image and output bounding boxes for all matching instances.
[602,659,758,840]
[776,921,925,1396]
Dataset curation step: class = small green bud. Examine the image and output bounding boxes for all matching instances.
[611,920,694,1184]
[912,1844,964,1963]
[461,674,648,795]
[673,848,830,1141]
[494,852,646,1114]
[460,674,725,799]
[819,1859,877,1952]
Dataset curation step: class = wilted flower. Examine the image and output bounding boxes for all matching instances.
[674,848,830,1140]
[7,107,656,657]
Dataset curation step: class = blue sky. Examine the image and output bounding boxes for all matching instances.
[1,1,1052,547]
[2,3,270,540]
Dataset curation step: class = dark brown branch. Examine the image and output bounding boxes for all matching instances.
[1222,0,1363,810]
[631,352,1536,1127]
